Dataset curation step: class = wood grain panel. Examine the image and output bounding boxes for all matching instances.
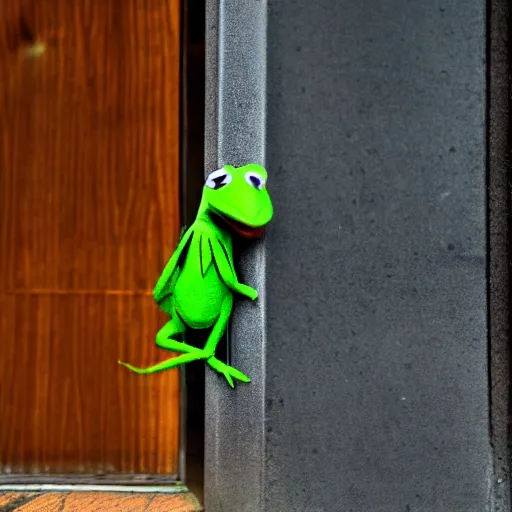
[0,0,181,476]
[0,294,180,474]
[0,0,180,292]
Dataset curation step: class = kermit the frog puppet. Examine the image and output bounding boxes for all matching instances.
[119,163,273,387]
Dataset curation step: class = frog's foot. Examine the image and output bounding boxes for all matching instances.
[119,349,207,375]
[206,356,251,388]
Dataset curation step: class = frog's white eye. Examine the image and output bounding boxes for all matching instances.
[245,171,265,190]
[205,168,232,189]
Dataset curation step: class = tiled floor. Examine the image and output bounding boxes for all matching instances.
[0,491,203,511]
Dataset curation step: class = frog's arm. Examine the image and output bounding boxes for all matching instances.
[153,225,194,311]
[207,234,258,300]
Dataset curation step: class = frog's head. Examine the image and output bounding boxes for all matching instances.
[202,163,273,239]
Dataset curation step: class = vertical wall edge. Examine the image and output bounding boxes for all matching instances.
[204,1,268,511]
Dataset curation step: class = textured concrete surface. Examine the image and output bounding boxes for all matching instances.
[204,0,269,511]
[204,0,504,510]
[264,0,492,511]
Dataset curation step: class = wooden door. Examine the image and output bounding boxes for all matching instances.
[0,0,182,480]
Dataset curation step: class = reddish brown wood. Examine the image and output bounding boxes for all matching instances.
[0,0,181,475]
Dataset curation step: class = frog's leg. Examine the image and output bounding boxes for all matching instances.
[118,306,207,375]
[204,294,251,387]
[155,312,201,354]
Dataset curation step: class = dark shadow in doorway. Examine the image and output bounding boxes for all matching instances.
[180,0,206,504]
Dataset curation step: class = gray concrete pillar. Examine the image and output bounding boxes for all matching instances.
[204,0,508,510]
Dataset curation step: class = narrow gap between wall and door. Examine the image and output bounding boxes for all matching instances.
[180,0,207,506]
[486,0,512,507]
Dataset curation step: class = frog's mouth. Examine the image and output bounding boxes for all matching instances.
[210,211,265,239]
[221,216,265,239]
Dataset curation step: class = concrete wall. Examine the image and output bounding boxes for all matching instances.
[205,0,509,510]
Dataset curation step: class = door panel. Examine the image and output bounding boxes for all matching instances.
[0,0,181,476]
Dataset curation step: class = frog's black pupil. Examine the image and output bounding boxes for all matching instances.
[212,175,227,189]
[250,176,261,187]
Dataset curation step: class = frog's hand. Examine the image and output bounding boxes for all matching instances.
[153,225,194,312]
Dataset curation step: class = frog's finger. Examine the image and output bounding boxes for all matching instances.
[223,371,235,388]
[205,357,234,386]
[207,357,251,384]
[225,365,251,383]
